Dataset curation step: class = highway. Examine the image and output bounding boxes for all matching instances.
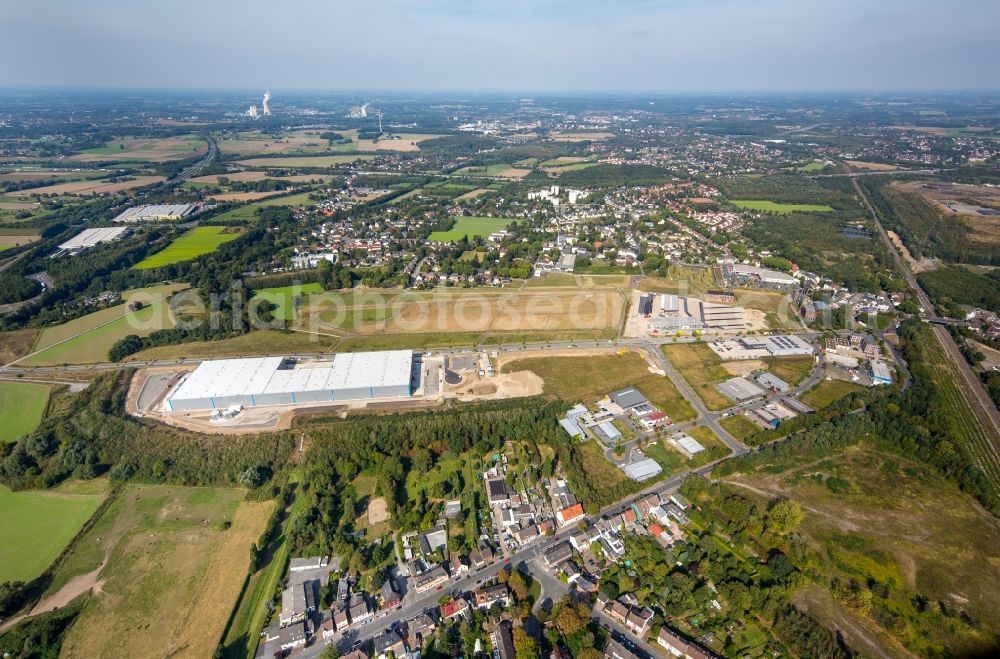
[166,134,217,185]
[846,164,1000,458]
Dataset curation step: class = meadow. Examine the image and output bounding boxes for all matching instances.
[724,446,1000,658]
[10,176,166,197]
[0,481,108,583]
[134,226,241,269]
[234,155,374,168]
[56,484,271,659]
[0,380,51,443]
[799,379,862,409]
[20,284,186,366]
[662,343,733,410]
[208,190,319,222]
[251,282,324,321]
[452,164,530,178]
[501,351,695,421]
[71,136,205,162]
[428,216,513,241]
[730,199,834,213]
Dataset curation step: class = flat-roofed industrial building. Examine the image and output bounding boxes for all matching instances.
[166,350,416,411]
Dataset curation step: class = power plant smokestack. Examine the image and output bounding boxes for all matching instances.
[262,90,271,116]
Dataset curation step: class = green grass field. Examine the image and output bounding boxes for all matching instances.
[0,481,108,583]
[797,161,826,172]
[763,356,815,386]
[501,351,695,421]
[251,283,324,321]
[209,190,319,222]
[799,379,862,409]
[452,163,516,176]
[662,343,733,410]
[0,380,51,443]
[730,199,834,214]
[428,216,513,241]
[134,226,241,270]
[21,285,186,366]
[234,155,373,168]
[720,414,762,441]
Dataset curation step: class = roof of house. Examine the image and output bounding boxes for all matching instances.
[558,503,585,523]
[440,597,468,618]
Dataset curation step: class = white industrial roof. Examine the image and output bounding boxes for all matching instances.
[621,458,663,481]
[672,433,705,455]
[169,350,413,402]
[112,203,199,223]
[58,226,130,250]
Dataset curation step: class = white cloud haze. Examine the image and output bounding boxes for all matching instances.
[1,0,998,91]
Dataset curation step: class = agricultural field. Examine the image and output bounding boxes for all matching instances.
[70,136,206,162]
[10,175,165,197]
[796,161,827,172]
[0,380,51,443]
[304,287,623,335]
[351,132,442,152]
[0,230,39,250]
[209,190,320,222]
[234,155,373,168]
[547,131,614,142]
[730,199,834,214]
[500,351,695,421]
[428,216,513,241]
[187,172,327,185]
[724,445,1000,658]
[56,484,271,659]
[134,226,242,269]
[452,164,530,178]
[20,283,186,366]
[799,379,862,409]
[0,328,40,364]
[0,480,109,583]
[217,131,333,155]
[251,282,324,321]
[662,343,733,410]
[125,329,343,362]
[453,187,491,201]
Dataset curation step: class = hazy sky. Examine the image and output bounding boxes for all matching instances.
[2,0,998,92]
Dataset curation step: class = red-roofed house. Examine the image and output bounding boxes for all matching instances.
[439,597,470,622]
[557,503,585,527]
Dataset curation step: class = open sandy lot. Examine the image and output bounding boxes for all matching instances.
[454,188,491,201]
[11,176,165,197]
[306,288,624,335]
[368,497,390,525]
[548,131,614,142]
[209,191,284,202]
[845,160,899,171]
[0,202,37,210]
[722,359,766,376]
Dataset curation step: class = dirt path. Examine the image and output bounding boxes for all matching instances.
[30,560,108,616]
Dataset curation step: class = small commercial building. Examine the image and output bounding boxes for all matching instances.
[595,421,623,443]
[610,388,648,410]
[868,360,893,385]
[716,377,767,402]
[669,433,705,459]
[637,293,653,316]
[755,372,790,392]
[621,457,663,482]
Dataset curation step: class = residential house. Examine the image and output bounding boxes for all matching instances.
[605,638,643,659]
[556,503,586,527]
[405,613,436,646]
[373,629,406,658]
[333,606,350,631]
[625,607,654,637]
[348,593,373,625]
[439,597,470,622]
[279,581,317,627]
[544,541,573,567]
[381,579,402,608]
[493,620,516,659]
[487,478,512,505]
[474,584,510,610]
[657,627,714,659]
[413,565,448,592]
[277,621,308,651]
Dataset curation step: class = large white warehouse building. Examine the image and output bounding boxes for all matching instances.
[166,350,416,411]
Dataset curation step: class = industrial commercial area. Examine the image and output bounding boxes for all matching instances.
[112,202,205,223]
[166,350,419,411]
